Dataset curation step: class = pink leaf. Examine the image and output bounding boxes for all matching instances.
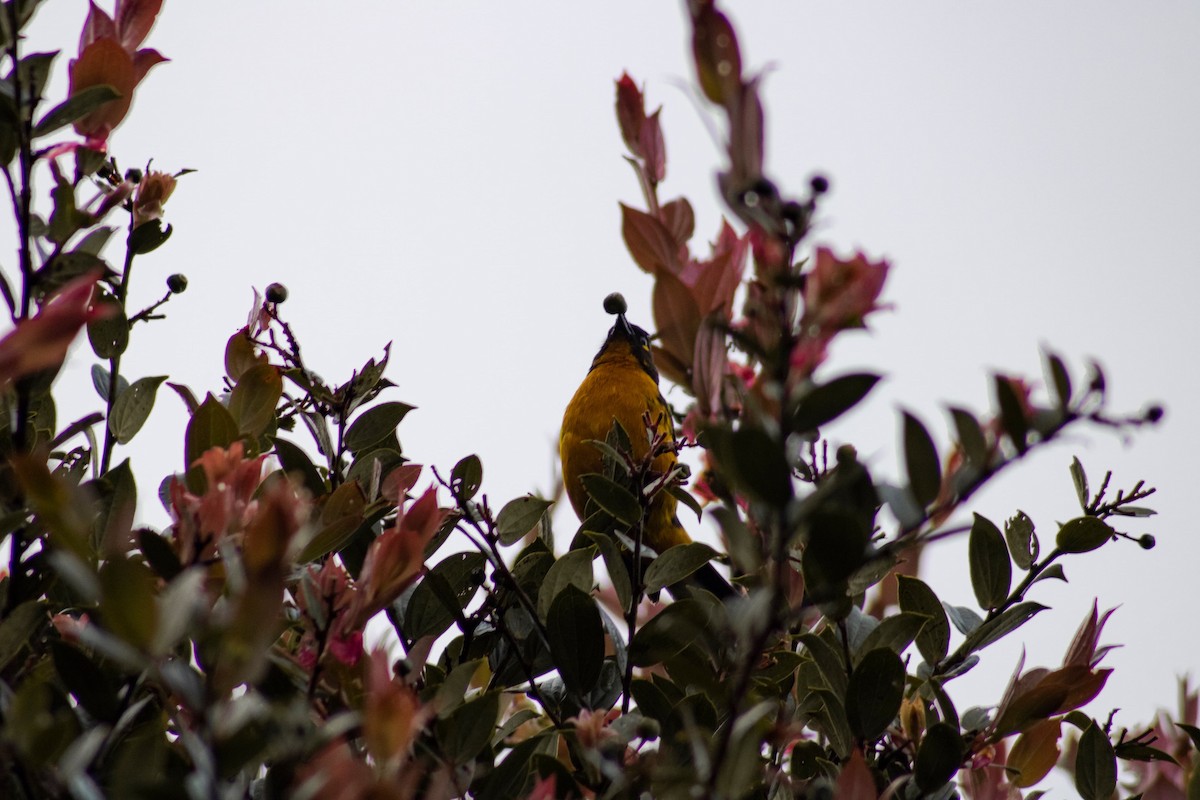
[115,0,164,51]
[80,1,116,51]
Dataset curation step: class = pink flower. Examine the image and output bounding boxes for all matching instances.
[0,270,111,386]
[803,247,890,331]
[69,1,168,146]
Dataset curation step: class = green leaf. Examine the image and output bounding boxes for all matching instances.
[450,455,483,503]
[435,659,484,717]
[402,573,461,643]
[962,601,1048,657]
[99,557,158,651]
[128,219,172,254]
[1075,722,1117,800]
[296,481,366,563]
[1069,456,1089,509]
[344,402,414,454]
[995,375,1030,454]
[228,364,281,437]
[546,585,603,696]
[91,363,127,402]
[401,552,486,643]
[1030,563,1067,586]
[1176,723,1200,752]
[437,691,500,764]
[1115,742,1178,765]
[811,690,854,759]
[915,722,963,790]
[537,547,595,622]
[108,375,166,444]
[74,225,116,257]
[942,603,983,637]
[643,541,718,594]
[968,513,1011,611]
[224,328,261,382]
[798,632,848,697]
[668,485,703,523]
[271,436,325,498]
[1044,351,1072,412]
[184,396,240,492]
[896,575,949,664]
[903,411,941,508]
[801,508,871,593]
[584,531,631,612]
[0,601,45,671]
[138,528,182,581]
[792,373,881,431]
[50,641,120,723]
[95,458,137,556]
[579,473,641,528]
[845,648,905,741]
[475,732,551,800]
[950,406,988,469]
[1004,510,1038,571]
[495,495,553,546]
[855,612,927,665]
[87,287,128,359]
[629,599,712,667]
[705,425,792,506]
[1056,516,1113,554]
[151,568,206,656]
[33,84,120,136]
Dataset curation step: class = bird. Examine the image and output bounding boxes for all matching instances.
[560,292,734,599]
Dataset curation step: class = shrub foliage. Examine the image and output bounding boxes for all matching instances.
[0,2,1192,799]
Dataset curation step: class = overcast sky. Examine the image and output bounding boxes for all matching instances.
[13,0,1199,764]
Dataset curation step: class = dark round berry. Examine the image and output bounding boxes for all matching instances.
[809,174,830,194]
[1138,534,1156,550]
[166,273,188,294]
[469,567,486,586]
[1144,404,1164,423]
[265,282,288,304]
[125,167,144,183]
[636,718,660,740]
[603,292,627,316]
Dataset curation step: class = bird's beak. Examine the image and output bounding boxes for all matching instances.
[612,313,635,340]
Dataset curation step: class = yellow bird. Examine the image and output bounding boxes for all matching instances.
[560,293,733,598]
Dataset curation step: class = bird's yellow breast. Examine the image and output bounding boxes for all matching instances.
[560,344,686,549]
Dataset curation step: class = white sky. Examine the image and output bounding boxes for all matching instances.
[12,0,1199,777]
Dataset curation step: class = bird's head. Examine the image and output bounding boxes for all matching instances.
[590,292,659,383]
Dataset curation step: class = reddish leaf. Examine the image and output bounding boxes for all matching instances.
[131,48,168,85]
[69,39,136,140]
[115,0,163,51]
[728,79,765,184]
[691,5,742,105]
[653,271,703,377]
[621,203,680,275]
[660,198,695,247]
[0,270,108,386]
[640,109,666,183]
[615,73,645,156]
[835,749,878,800]
[1008,718,1062,788]
[80,1,116,50]
[685,222,748,317]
